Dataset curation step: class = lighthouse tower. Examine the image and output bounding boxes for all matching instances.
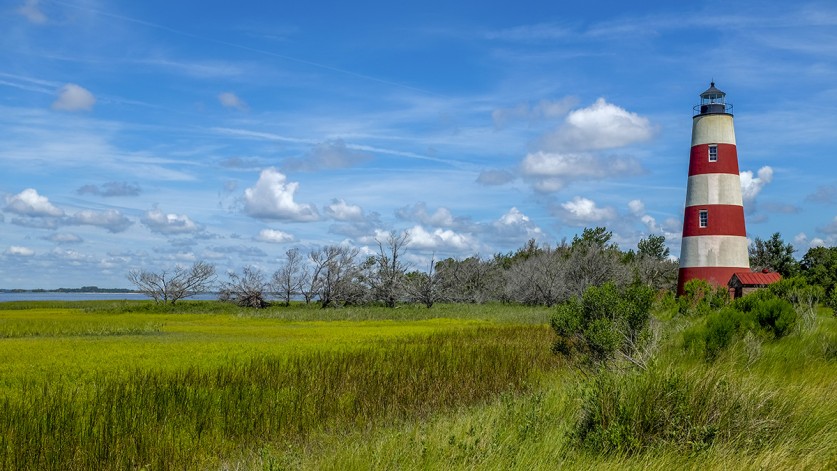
[677,82,749,295]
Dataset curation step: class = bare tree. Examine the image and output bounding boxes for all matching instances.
[369,231,410,308]
[127,261,216,304]
[309,245,362,308]
[272,248,307,306]
[437,255,502,304]
[564,239,629,298]
[406,255,441,308]
[219,266,270,308]
[505,245,568,307]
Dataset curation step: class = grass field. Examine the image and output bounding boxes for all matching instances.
[0,301,557,469]
[0,300,833,470]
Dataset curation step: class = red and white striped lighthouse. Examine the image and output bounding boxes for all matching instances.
[677,82,749,295]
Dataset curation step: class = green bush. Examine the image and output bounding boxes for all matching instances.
[551,283,654,367]
[574,365,786,454]
[686,291,799,360]
[678,279,729,317]
[766,276,824,308]
[684,307,754,360]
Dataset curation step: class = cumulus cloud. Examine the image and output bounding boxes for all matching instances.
[77,181,141,197]
[243,168,319,221]
[219,92,247,110]
[69,209,133,233]
[45,232,83,244]
[476,169,516,186]
[324,198,365,221]
[18,0,46,24]
[396,202,459,227]
[796,232,827,249]
[5,245,34,256]
[557,196,617,225]
[282,140,372,172]
[141,208,201,235]
[740,166,773,203]
[406,225,477,252]
[4,188,64,217]
[521,152,643,192]
[255,228,294,244]
[492,207,544,241]
[538,98,655,152]
[491,97,577,128]
[627,199,663,233]
[52,83,96,111]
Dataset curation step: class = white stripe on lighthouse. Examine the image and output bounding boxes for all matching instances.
[685,174,745,206]
[691,114,736,146]
[679,236,750,268]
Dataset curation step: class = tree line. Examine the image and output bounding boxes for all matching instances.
[126,228,837,309]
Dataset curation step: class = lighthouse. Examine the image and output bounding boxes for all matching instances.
[677,82,749,295]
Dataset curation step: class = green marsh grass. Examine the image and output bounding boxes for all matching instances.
[0,301,558,470]
[268,306,837,470]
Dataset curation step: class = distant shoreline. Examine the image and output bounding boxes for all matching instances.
[0,289,137,294]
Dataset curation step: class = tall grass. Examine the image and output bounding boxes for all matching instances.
[270,307,837,470]
[0,325,557,470]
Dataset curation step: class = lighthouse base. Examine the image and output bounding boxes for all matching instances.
[676,266,744,296]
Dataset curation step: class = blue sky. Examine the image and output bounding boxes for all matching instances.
[2,0,837,288]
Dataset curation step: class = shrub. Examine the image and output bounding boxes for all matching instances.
[574,365,787,454]
[684,307,754,360]
[551,283,655,368]
[678,279,729,317]
[686,291,798,360]
[734,291,798,338]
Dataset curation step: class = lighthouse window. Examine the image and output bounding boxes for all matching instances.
[708,145,718,162]
[699,210,708,228]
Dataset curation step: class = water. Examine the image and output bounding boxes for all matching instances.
[0,292,218,302]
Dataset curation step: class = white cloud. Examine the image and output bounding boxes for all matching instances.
[521,152,643,192]
[45,232,83,244]
[539,98,655,152]
[740,166,774,203]
[406,225,477,251]
[4,188,64,217]
[218,92,247,110]
[243,168,319,221]
[141,208,200,235]
[492,207,544,240]
[324,198,364,221]
[396,202,458,227]
[52,84,96,111]
[70,209,132,233]
[6,245,34,256]
[77,181,141,197]
[255,228,294,244]
[627,199,645,215]
[627,199,664,233]
[476,169,516,186]
[18,0,46,24]
[559,196,617,225]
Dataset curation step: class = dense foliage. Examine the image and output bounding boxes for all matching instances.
[550,283,655,367]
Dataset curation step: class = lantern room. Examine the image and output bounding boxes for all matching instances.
[696,82,733,115]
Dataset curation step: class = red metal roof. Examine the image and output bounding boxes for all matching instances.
[730,271,782,286]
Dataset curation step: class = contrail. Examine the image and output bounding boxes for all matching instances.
[46,0,444,97]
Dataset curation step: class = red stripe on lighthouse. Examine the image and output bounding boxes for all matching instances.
[688,144,740,176]
[682,205,746,237]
